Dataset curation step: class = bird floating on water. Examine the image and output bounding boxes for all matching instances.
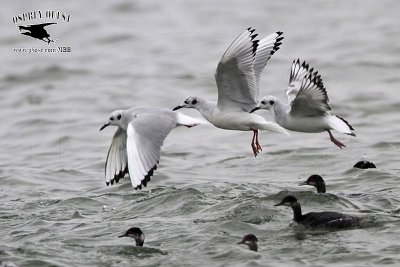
[119,227,145,247]
[299,174,326,193]
[353,160,376,169]
[275,195,359,229]
[173,28,289,157]
[237,234,258,252]
[251,59,355,149]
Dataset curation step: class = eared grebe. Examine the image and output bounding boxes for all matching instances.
[119,227,145,246]
[299,174,326,193]
[353,160,376,169]
[237,234,258,252]
[275,195,359,229]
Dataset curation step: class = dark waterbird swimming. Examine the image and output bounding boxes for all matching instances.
[353,160,376,169]
[237,234,258,252]
[18,22,57,44]
[119,227,145,247]
[275,195,360,229]
[299,174,326,193]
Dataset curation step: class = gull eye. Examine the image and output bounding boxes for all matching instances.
[192,99,197,105]
[110,117,114,121]
[117,114,121,120]
[184,100,189,104]
[261,101,266,105]
[269,100,275,105]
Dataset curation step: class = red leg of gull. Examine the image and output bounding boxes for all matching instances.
[251,129,260,157]
[255,130,262,152]
[327,130,346,149]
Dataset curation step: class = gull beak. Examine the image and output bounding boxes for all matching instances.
[249,106,260,113]
[172,105,184,111]
[298,181,308,186]
[274,201,283,207]
[237,241,244,245]
[118,234,126,238]
[99,123,110,131]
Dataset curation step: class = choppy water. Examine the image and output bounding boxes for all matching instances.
[1,0,400,266]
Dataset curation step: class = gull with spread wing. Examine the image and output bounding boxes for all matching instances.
[100,107,203,190]
[250,59,356,148]
[173,28,288,157]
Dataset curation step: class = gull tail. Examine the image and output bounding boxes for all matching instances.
[328,115,356,136]
[260,121,290,135]
[176,112,209,128]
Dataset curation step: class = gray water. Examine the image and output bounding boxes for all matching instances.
[1,0,400,266]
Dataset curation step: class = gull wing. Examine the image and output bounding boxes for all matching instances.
[290,71,331,116]
[253,31,283,89]
[215,28,259,111]
[105,127,128,186]
[126,112,177,190]
[285,59,320,104]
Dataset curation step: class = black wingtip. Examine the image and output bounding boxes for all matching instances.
[106,166,128,187]
[247,27,256,34]
[250,33,258,40]
[335,115,355,131]
[252,40,259,56]
[135,184,142,190]
[133,163,159,190]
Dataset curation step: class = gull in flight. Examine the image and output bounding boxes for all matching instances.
[173,28,289,157]
[100,107,203,190]
[251,59,356,148]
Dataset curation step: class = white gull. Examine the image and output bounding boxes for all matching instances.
[100,107,203,190]
[173,28,289,157]
[251,59,356,148]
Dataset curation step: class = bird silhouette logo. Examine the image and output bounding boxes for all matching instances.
[18,22,57,44]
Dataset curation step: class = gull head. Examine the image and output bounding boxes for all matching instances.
[100,110,125,131]
[118,227,145,247]
[173,96,200,111]
[250,96,277,113]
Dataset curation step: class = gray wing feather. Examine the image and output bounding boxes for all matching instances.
[253,32,283,89]
[215,28,259,111]
[285,59,315,104]
[105,127,128,185]
[126,112,177,190]
[290,72,331,116]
